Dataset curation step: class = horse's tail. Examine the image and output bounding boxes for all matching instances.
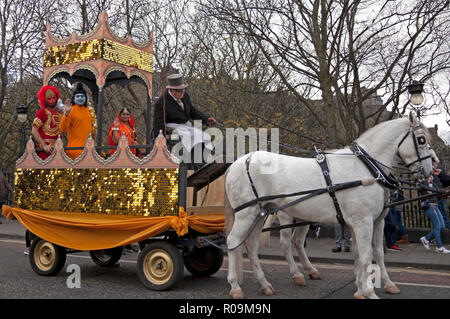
[224,171,244,285]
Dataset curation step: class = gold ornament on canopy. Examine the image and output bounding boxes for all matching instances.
[43,11,153,95]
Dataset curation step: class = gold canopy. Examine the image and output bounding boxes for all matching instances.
[43,11,153,95]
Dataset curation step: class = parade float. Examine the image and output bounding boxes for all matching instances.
[2,12,228,291]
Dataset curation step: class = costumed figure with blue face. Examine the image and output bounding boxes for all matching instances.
[59,83,97,160]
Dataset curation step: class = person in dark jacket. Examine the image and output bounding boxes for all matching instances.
[437,165,450,187]
[419,173,450,254]
[153,74,215,137]
[433,165,449,229]
[152,74,216,166]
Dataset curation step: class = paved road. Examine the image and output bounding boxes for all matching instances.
[1,238,450,301]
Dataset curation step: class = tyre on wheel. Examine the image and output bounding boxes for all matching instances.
[89,247,123,267]
[184,246,224,277]
[29,238,66,276]
[137,241,184,291]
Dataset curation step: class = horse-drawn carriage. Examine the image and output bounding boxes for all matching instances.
[2,11,441,299]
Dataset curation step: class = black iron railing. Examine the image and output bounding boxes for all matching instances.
[399,173,433,229]
[402,201,432,228]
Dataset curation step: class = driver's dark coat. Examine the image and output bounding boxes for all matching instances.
[152,90,209,138]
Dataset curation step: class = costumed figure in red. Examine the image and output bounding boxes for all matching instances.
[32,85,64,160]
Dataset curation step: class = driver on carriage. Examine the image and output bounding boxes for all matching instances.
[152,74,216,166]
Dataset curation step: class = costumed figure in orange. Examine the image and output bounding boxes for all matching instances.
[107,107,140,157]
[59,83,97,160]
[32,85,64,160]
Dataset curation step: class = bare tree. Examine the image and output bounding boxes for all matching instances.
[199,0,450,147]
[70,0,113,35]
[427,77,450,126]
[144,0,192,88]
[180,13,327,150]
[0,0,67,168]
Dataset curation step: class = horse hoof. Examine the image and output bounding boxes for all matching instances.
[354,291,366,299]
[293,274,306,286]
[261,284,275,296]
[230,288,245,299]
[308,271,321,280]
[385,284,400,294]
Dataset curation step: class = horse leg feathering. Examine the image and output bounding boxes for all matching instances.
[352,218,380,299]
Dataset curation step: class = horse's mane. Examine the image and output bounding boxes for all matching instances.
[356,116,432,145]
[324,118,409,152]
[359,118,403,139]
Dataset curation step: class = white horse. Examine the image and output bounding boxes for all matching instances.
[225,113,433,299]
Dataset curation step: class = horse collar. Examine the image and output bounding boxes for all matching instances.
[350,143,398,189]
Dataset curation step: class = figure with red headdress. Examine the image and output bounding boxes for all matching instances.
[107,107,140,157]
[32,85,64,160]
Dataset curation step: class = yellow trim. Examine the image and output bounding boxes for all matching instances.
[2,206,224,251]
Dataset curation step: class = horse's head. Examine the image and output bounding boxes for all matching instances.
[397,112,433,181]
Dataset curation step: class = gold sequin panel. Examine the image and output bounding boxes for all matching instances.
[44,39,154,72]
[102,39,153,72]
[14,168,178,216]
[44,40,102,67]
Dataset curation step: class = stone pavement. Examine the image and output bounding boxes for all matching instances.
[1,215,449,271]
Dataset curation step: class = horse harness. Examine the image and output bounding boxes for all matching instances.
[315,148,346,226]
[235,125,434,228]
[396,125,432,169]
[236,151,365,227]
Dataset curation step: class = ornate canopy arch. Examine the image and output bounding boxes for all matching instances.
[43,11,154,153]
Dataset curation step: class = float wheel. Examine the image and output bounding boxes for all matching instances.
[137,241,184,290]
[89,247,123,267]
[29,238,66,276]
[184,246,224,277]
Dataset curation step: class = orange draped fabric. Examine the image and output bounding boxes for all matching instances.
[2,206,224,251]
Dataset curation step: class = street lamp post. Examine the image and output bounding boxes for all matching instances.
[407,80,425,119]
[16,104,29,155]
